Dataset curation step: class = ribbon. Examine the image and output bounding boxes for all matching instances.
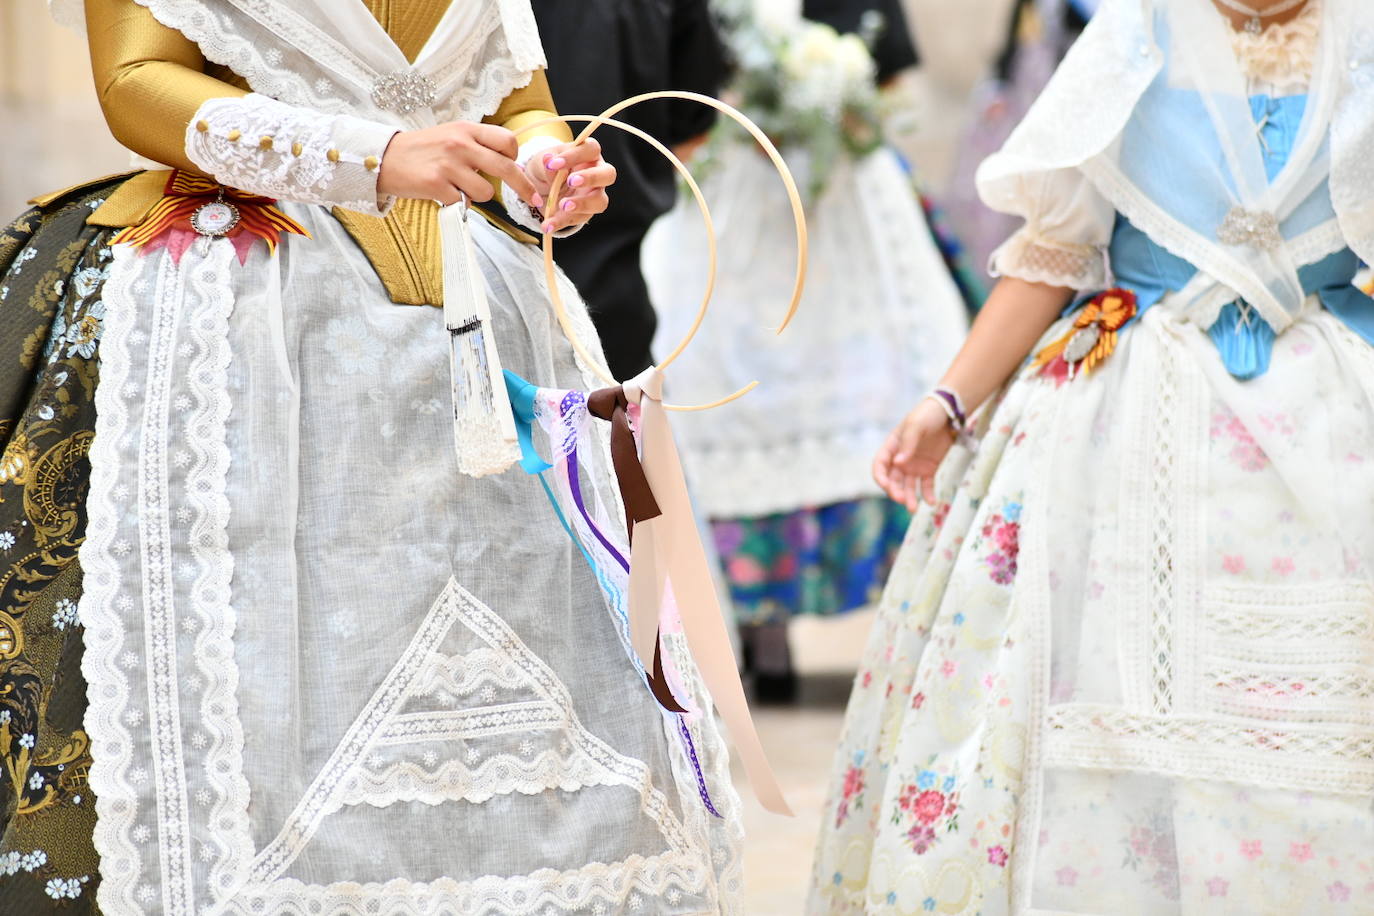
[113,170,309,263]
[621,367,793,817]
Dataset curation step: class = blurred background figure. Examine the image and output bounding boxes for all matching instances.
[644,0,972,703]
[531,0,731,380]
[937,0,1093,284]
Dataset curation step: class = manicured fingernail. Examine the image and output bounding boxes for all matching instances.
[547,157,566,171]
[542,153,553,168]
[568,174,585,188]
[531,192,544,208]
[560,199,575,212]
[541,221,555,234]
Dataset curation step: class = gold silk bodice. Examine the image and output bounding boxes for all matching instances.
[59,0,570,306]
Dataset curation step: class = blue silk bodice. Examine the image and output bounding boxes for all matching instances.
[1103,93,1374,379]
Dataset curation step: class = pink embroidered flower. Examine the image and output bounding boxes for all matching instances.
[907,824,938,854]
[933,502,951,530]
[913,790,947,824]
[1056,866,1078,887]
[1290,842,1314,863]
[988,845,1008,867]
[1328,881,1352,903]
[1240,840,1263,861]
[861,670,873,689]
[911,692,926,710]
[1222,554,1247,575]
[940,659,958,679]
[1206,877,1229,897]
[842,765,865,801]
[1271,556,1295,577]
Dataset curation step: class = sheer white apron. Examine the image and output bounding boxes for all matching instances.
[643,147,969,519]
[809,295,1374,914]
[81,210,742,916]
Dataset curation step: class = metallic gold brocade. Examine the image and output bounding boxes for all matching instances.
[365,0,452,63]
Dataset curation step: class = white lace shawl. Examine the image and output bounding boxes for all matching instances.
[48,0,546,129]
[977,0,1374,333]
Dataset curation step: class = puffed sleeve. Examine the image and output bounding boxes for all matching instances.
[88,0,399,215]
[987,167,1115,290]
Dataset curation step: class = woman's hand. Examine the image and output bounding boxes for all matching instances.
[377,122,536,206]
[525,137,616,233]
[874,397,955,511]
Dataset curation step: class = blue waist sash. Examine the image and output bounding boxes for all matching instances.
[1106,217,1374,379]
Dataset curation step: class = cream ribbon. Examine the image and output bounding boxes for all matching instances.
[624,366,794,817]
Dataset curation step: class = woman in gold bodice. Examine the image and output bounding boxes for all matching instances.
[0,1,743,913]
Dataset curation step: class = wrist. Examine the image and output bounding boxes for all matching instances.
[923,385,976,446]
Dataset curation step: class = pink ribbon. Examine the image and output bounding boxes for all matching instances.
[624,368,793,817]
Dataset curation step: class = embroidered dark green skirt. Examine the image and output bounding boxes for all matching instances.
[0,178,126,914]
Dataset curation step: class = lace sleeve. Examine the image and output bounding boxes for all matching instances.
[989,167,1114,290]
[186,94,398,216]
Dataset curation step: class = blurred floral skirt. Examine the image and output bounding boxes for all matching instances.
[0,178,124,914]
[711,497,910,627]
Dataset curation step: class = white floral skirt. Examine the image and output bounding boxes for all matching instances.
[78,209,741,915]
[809,300,1374,915]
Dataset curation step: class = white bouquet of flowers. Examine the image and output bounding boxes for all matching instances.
[710,0,886,196]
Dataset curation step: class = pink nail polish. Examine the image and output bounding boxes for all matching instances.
[542,153,553,168]
[541,221,555,234]
[548,157,566,171]
[561,199,575,212]
[568,174,585,188]
[531,193,544,208]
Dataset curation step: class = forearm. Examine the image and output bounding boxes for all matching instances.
[938,277,1075,412]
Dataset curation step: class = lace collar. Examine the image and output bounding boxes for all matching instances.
[1228,0,1322,94]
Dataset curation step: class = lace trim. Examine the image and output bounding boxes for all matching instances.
[1147,341,1180,714]
[1044,705,1374,796]
[1230,0,1321,95]
[187,95,392,214]
[337,750,607,809]
[82,242,248,914]
[180,244,254,901]
[1206,582,1374,640]
[229,854,711,916]
[81,245,145,916]
[1203,582,1374,724]
[992,232,1107,291]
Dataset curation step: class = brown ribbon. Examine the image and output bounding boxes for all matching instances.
[587,387,662,537]
[587,386,685,714]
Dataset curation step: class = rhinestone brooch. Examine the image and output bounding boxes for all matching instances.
[1218,207,1283,250]
[371,72,438,115]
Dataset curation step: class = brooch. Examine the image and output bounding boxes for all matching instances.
[1032,288,1138,383]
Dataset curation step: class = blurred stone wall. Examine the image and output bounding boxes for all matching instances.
[0,0,130,217]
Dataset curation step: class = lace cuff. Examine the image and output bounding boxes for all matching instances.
[185,94,398,216]
[990,231,1107,290]
[502,136,583,238]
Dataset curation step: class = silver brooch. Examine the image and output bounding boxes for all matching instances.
[1217,207,1283,250]
[371,71,438,115]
